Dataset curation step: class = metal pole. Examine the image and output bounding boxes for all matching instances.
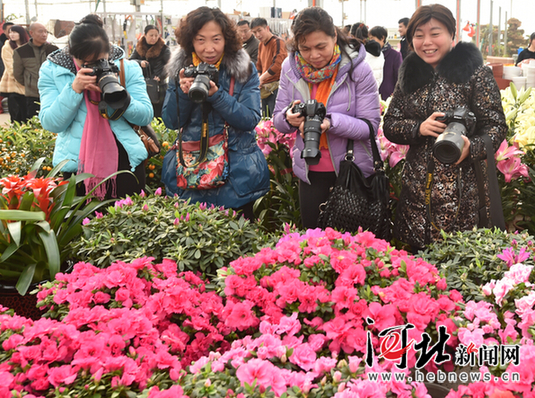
[25,0,31,25]
[456,0,461,44]
[498,6,501,52]
[34,0,38,20]
[476,0,481,48]
[503,11,508,57]
[489,0,493,56]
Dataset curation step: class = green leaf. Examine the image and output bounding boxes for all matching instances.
[7,221,22,247]
[45,159,70,178]
[37,224,60,278]
[0,242,19,262]
[16,263,37,296]
[0,210,46,221]
[29,157,46,173]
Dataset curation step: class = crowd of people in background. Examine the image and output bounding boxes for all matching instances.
[0,6,533,250]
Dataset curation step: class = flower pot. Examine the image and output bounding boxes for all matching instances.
[0,260,75,320]
[0,282,42,320]
[424,383,451,398]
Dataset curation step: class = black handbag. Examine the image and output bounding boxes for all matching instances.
[317,119,392,240]
[143,63,160,104]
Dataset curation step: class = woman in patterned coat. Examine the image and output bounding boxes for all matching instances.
[383,4,507,251]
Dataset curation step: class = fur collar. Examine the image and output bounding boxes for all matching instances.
[48,45,125,75]
[134,37,166,59]
[165,48,252,84]
[399,41,483,95]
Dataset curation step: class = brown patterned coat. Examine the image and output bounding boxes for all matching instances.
[383,42,507,249]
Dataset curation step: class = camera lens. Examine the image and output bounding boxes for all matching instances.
[189,75,211,103]
[99,74,128,109]
[433,122,466,164]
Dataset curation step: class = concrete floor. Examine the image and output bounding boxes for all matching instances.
[0,112,11,127]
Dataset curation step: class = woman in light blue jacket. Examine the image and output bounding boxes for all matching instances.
[39,14,153,199]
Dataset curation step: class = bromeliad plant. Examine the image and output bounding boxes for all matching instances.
[0,158,112,295]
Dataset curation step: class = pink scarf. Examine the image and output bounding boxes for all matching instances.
[77,64,118,200]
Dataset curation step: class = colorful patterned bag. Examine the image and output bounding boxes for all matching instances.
[175,126,229,190]
[173,77,235,190]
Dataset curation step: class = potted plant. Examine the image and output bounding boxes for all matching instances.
[0,158,113,318]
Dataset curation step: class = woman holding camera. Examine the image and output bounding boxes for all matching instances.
[382,4,507,252]
[130,25,171,118]
[161,7,269,219]
[39,14,153,200]
[272,7,381,229]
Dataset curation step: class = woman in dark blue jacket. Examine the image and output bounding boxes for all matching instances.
[161,6,269,219]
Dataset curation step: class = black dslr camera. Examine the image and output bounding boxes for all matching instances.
[183,62,219,103]
[292,99,327,165]
[433,107,477,164]
[85,59,128,110]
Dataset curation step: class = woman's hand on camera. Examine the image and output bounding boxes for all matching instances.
[420,112,447,138]
[72,68,100,94]
[208,80,218,97]
[286,100,304,128]
[455,135,471,165]
[178,68,194,94]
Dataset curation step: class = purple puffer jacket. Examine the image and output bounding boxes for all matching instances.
[273,43,381,184]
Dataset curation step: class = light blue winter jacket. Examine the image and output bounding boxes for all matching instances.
[38,46,153,172]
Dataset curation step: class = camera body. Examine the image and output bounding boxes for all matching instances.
[85,59,128,110]
[183,62,219,103]
[433,107,477,164]
[292,99,327,165]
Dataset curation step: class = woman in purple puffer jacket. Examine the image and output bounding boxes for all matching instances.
[273,7,381,229]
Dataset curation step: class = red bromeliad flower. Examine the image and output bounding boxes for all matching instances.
[0,173,66,220]
[0,175,26,208]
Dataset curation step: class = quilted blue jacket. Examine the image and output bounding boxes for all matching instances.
[161,48,269,208]
[38,46,153,172]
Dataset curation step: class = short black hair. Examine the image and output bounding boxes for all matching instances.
[369,26,388,42]
[398,18,410,27]
[237,20,250,27]
[250,18,267,30]
[3,22,14,31]
[144,24,159,34]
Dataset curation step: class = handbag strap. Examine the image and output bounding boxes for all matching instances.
[346,118,384,172]
[474,133,506,230]
[176,76,235,168]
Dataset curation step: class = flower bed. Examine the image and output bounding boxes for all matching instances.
[0,229,467,397]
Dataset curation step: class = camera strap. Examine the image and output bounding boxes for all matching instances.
[473,133,506,230]
[176,76,234,168]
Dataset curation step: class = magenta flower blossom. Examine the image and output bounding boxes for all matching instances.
[154,187,162,196]
[497,156,530,182]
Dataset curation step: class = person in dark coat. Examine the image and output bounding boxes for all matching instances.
[130,25,171,118]
[398,17,410,59]
[369,26,403,101]
[516,32,535,66]
[161,7,269,220]
[383,4,507,252]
